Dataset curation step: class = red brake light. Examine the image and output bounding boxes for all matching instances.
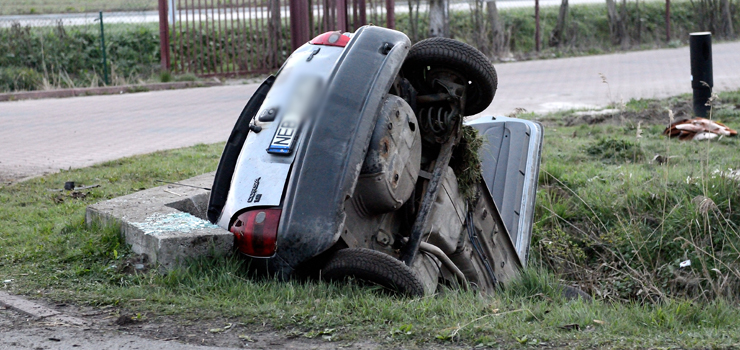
[230,209,281,257]
[309,31,350,47]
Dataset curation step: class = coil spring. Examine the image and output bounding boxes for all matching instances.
[418,106,456,138]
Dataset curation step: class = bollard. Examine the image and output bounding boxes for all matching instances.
[690,32,713,117]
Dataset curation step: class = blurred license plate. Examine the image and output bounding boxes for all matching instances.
[267,118,299,155]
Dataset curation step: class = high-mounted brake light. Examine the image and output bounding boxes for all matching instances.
[310,31,350,47]
[230,209,281,257]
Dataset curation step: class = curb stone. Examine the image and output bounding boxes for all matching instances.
[85,172,233,270]
[0,81,222,102]
[0,291,86,326]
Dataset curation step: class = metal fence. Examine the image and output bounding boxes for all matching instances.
[2,0,736,91]
[166,0,395,77]
[168,0,287,77]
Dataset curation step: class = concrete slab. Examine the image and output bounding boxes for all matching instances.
[85,172,232,270]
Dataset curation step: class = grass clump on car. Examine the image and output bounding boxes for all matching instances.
[451,125,484,202]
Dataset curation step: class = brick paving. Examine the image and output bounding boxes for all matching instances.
[1,42,739,182]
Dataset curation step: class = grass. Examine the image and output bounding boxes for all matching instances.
[528,89,740,303]
[2,92,740,348]
[0,0,157,15]
[0,21,207,92]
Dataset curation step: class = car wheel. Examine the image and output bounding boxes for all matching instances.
[402,37,498,116]
[321,248,425,297]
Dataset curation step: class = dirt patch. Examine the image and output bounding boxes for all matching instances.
[0,303,380,349]
[541,99,695,127]
[0,297,470,349]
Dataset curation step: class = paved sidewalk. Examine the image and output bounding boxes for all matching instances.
[486,41,740,114]
[0,85,258,181]
[1,42,739,182]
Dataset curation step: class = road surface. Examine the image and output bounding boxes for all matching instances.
[1,42,739,182]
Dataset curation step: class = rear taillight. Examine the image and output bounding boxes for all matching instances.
[309,31,350,47]
[230,209,281,257]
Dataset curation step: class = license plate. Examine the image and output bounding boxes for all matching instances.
[267,116,299,155]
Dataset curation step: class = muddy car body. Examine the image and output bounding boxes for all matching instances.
[208,26,543,296]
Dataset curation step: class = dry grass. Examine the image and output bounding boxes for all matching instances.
[529,89,740,303]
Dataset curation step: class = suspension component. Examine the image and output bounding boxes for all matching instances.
[418,106,458,143]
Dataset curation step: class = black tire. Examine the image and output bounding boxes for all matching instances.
[321,248,425,297]
[402,37,497,116]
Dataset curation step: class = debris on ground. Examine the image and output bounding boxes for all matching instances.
[663,118,737,140]
[47,184,100,192]
[572,109,621,118]
[52,191,90,203]
[652,154,682,165]
[118,254,150,274]
[70,191,87,199]
[559,323,581,331]
[114,314,139,326]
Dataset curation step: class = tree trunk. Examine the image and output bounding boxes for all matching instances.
[605,0,618,43]
[268,0,281,68]
[636,0,641,45]
[408,0,420,41]
[487,0,506,56]
[471,0,487,52]
[429,0,449,37]
[549,0,569,47]
[721,0,734,38]
[606,0,629,48]
[618,0,630,48]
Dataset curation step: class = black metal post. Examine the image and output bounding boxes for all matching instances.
[99,11,109,85]
[690,32,713,117]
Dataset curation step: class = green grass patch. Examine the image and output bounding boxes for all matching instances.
[0,22,161,91]
[3,92,740,347]
[585,138,645,163]
[0,0,157,15]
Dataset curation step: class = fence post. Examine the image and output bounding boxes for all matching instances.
[158,0,171,71]
[168,0,176,25]
[359,0,367,26]
[665,0,671,42]
[290,0,311,50]
[98,12,109,85]
[337,0,348,31]
[386,0,395,29]
[535,0,540,52]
